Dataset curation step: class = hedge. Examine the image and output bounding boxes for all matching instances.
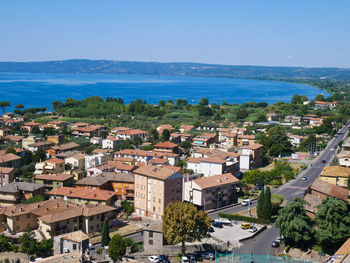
[218,213,270,225]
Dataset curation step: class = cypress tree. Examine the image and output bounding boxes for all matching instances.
[263,187,272,220]
[257,188,265,219]
[101,218,110,247]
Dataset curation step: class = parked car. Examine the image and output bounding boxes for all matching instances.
[241,223,252,229]
[200,252,215,260]
[209,227,214,232]
[181,256,189,263]
[212,222,223,228]
[158,255,169,263]
[248,226,258,233]
[302,176,307,181]
[271,240,280,248]
[214,218,231,224]
[241,199,252,206]
[322,160,326,163]
[148,256,159,263]
[193,252,203,261]
[133,216,142,221]
[186,254,197,263]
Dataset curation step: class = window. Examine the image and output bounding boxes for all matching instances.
[16,216,20,221]
[73,244,77,250]
[149,231,153,238]
[136,192,140,197]
[154,180,156,185]
[149,239,153,245]
[159,198,161,204]
[27,214,30,219]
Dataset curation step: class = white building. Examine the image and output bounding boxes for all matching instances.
[187,157,226,177]
[102,137,122,150]
[183,173,239,210]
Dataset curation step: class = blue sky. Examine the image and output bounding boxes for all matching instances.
[0,0,349,67]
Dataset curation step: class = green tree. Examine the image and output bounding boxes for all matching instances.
[158,100,166,107]
[199,98,209,106]
[162,202,210,254]
[0,101,10,115]
[108,234,126,262]
[132,135,143,147]
[121,201,134,217]
[22,195,45,204]
[19,227,37,255]
[0,234,11,252]
[15,104,24,109]
[236,109,249,120]
[315,197,350,254]
[314,94,325,101]
[257,188,265,219]
[263,187,272,220]
[35,239,53,257]
[52,101,63,111]
[101,218,110,247]
[5,147,16,155]
[162,129,170,141]
[275,197,315,249]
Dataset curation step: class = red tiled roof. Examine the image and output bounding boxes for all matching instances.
[34,173,72,181]
[154,141,178,148]
[47,158,64,165]
[48,187,116,201]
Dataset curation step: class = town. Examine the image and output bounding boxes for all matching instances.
[0,93,348,263]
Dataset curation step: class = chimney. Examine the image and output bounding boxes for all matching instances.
[20,207,23,212]
[37,203,40,208]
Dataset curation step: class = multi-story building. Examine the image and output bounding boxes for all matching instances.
[33,173,74,190]
[319,166,350,188]
[183,173,239,210]
[115,129,148,141]
[34,158,65,175]
[102,137,122,150]
[0,153,21,168]
[0,182,45,206]
[187,157,226,177]
[0,167,15,187]
[237,135,256,147]
[134,166,183,220]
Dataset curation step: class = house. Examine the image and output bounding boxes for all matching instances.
[22,122,41,132]
[304,179,349,217]
[192,133,218,147]
[47,134,65,145]
[76,172,135,200]
[319,166,350,188]
[287,134,304,147]
[72,125,106,137]
[153,141,180,154]
[170,133,192,144]
[179,124,195,133]
[0,199,116,239]
[221,132,237,148]
[111,126,130,134]
[342,137,350,151]
[48,187,117,206]
[46,142,80,156]
[27,140,54,152]
[156,124,174,134]
[239,144,263,170]
[70,122,89,129]
[65,153,86,170]
[85,152,112,170]
[143,221,164,253]
[47,120,68,130]
[102,137,122,150]
[187,157,226,177]
[314,101,338,110]
[69,169,85,182]
[0,182,45,206]
[0,128,11,137]
[117,149,179,166]
[284,115,301,124]
[90,136,102,145]
[183,173,239,210]
[0,148,25,158]
[35,158,65,175]
[337,151,350,168]
[115,129,148,141]
[333,238,350,263]
[0,167,15,187]
[33,173,74,190]
[0,153,21,168]
[134,166,183,219]
[53,230,89,255]
[4,135,24,145]
[237,135,256,147]
[266,113,278,121]
[22,136,38,150]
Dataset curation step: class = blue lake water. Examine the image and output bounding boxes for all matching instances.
[0,72,329,111]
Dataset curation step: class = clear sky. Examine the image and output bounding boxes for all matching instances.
[0,0,349,67]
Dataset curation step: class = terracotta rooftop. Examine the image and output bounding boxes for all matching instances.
[238,135,255,139]
[320,166,350,178]
[48,187,116,201]
[0,167,14,174]
[180,124,195,132]
[47,158,65,165]
[0,153,21,163]
[154,141,178,148]
[335,238,350,255]
[5,135,24,142]
[187,157,226,164]
[76,172,134,186]
[55,230,89,243]
[51,142,79,151]
[34,173,73,181]
[311,179,349,202]
[193,173,239,189]
[111,126,130,132]
[119,129,148,135]
[134,165,180,180]
[244,144,263,150]
[24,122,41,126]
[28,141,53,147]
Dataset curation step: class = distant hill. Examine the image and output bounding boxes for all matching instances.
[0,59,349,80]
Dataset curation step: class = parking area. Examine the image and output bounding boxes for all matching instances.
[211,222,264,243]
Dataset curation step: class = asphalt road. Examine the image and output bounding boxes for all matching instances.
[234,122,350,255]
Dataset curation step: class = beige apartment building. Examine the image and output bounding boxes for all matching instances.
[134,166,183,220]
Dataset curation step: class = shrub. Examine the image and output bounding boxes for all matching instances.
[4,258,9,263]
[96,248,103,254]
[218,213,270,225]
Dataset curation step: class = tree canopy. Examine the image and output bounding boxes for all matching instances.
[162,202,210,254]
[108,234,126,262]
